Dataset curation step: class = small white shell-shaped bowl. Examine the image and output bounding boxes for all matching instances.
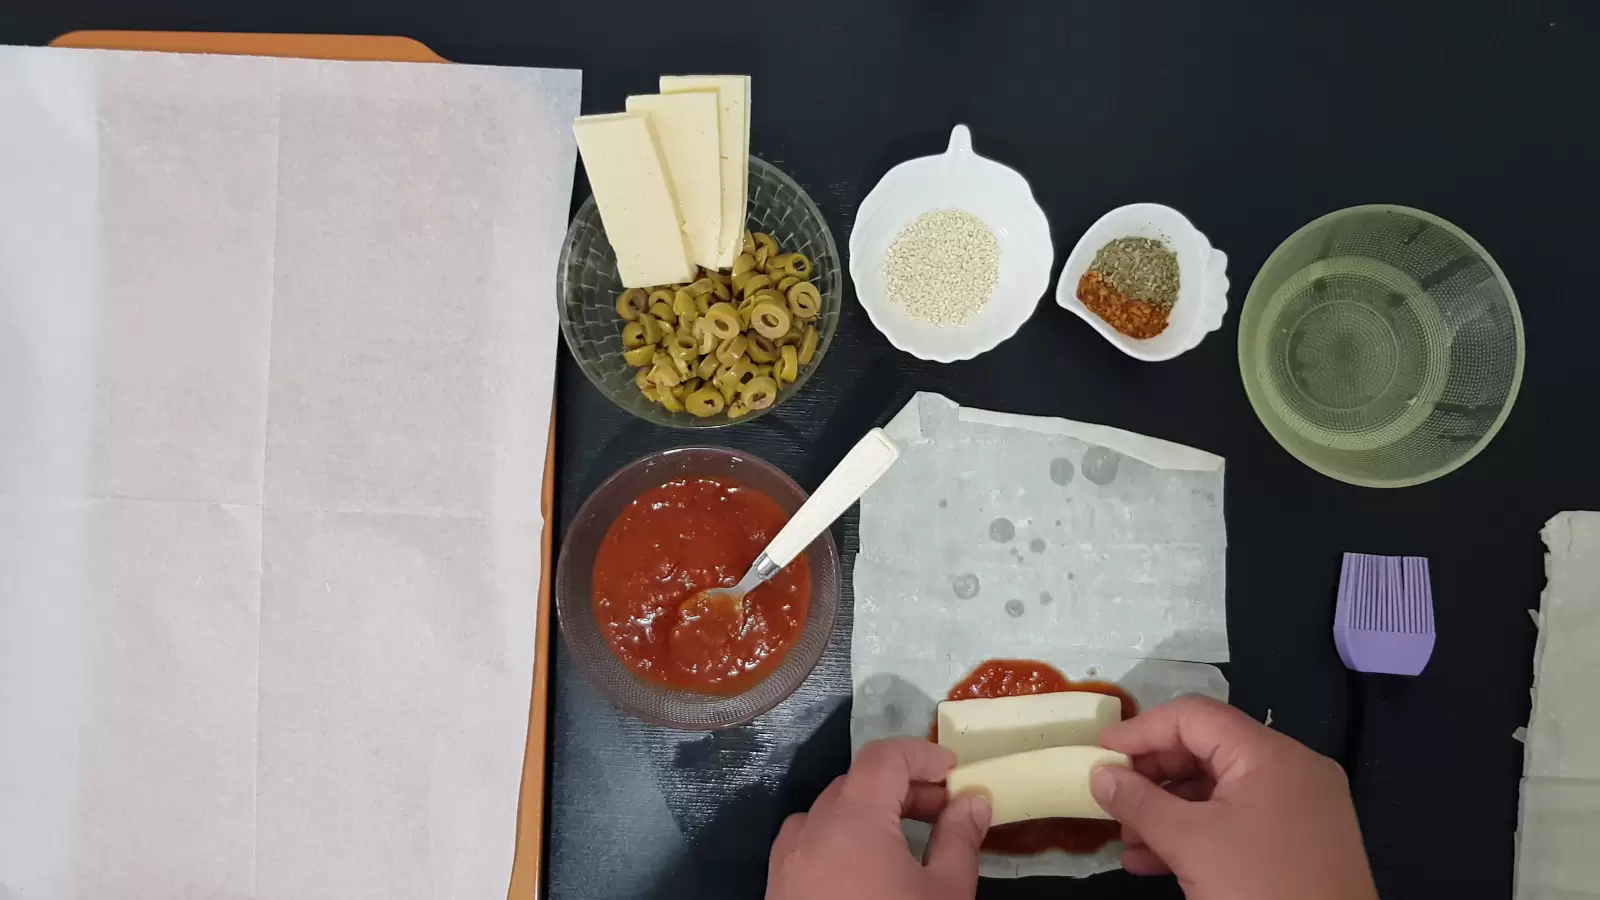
[1056,203,1229,362]
[849,125,1054,363]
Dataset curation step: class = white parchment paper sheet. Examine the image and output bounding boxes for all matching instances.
[851,392,1229,878]
[0,46,580,900]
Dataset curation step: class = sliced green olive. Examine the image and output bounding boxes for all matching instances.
[685,387,726,418]
[753,232,779,259]
[616,288,649,321]
[750,288,787,311]
[782,253,813,279]
[635,366,654,390]
[740,376,778,410]
[623,345,656,367]
[621,321,647,349]
[733,253,758,276]
[726,398,750,419]
[764,251,794,275]
[695,322,717,354]
[703,303,741,340]
[688,278,716,297]
[649,360,681,387]
[742,230,756,255]
[673,290,699,321]
[650,300,675,324]
[658,389,684,412]
[798,325,820,365]
[755,244,772,270]
[648,288,675,308]
[775,275,800,294]
[697,355,719,379]
[742,273,773,296]
[716,334,750,365]
[710,278,731,301]
[747,333,778,363]
[667,332,699,361]
[787,281,822,320]
[636,315,659,345]
[750,301,792,339]
[777,344,799,383]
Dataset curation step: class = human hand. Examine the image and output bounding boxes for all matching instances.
[1090,695,1378,900]
[766,737,991,900]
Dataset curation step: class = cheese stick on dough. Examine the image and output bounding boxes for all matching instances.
[945,745,1130,824]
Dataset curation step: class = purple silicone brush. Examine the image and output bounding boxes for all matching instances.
[1334,553,1436,676]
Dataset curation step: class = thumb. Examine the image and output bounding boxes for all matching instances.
[1091,765,1194,844]
[922,791,991,889]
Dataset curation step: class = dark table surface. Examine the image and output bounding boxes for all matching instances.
[7,2,1599,898]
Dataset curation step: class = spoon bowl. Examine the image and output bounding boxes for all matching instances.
[676,429,901,624]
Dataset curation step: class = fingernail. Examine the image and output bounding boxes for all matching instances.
[967,792,992,830]
[1091,767,1118,805]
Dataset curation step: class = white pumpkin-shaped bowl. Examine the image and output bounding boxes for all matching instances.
[849,125,1053,363]
[1056,203,1229,362]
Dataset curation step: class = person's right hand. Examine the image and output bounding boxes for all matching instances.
[1089,695,1379,900]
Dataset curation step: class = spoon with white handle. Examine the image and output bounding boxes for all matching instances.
[687,428,900,617]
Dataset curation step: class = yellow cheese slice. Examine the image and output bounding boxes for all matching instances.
[625,92,722,270]
[660,75,749,268]
[572,112,696,288]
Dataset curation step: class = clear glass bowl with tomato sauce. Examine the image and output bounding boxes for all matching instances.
[555,446,842,729]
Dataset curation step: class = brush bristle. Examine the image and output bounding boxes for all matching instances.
[1338,553,1434,634]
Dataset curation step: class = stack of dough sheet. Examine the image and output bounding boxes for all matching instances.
[1516,512,1600,899]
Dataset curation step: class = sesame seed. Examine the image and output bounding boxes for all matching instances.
[882,209,999,326]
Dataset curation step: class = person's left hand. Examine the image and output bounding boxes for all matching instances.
[766,737,992,900]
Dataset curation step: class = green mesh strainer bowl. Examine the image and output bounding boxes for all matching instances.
[1239,205,1524,487]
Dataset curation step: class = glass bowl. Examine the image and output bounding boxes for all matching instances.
[1239,205,1524,487]
[557,156,842,428]
[554,446,842,729]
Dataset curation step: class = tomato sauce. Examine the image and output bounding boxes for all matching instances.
[936,659,1138,856]
[591,477,810,694]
